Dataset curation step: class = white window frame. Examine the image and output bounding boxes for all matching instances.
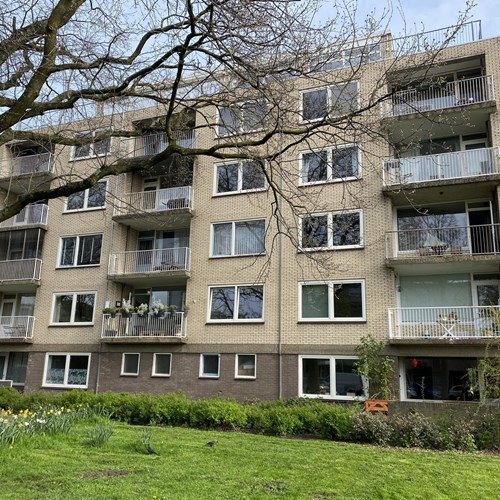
[152,353,172,377]
[64,180,107,212]
[208,284,265,323]
[50,291,96,325]
[58,234,103,268]
[300,81,360,123]
[298,355,366,400]
[235,354,257,379]
[217,100,266,137]
[298,280,366,322]
[210,219,266,257]
[71,129,112,160]
[299,145,361,185]
[213,160,267,196]
[299,209,363,251]
[199,353,220,378]
[42,353,91,389]
[121,353,140,376]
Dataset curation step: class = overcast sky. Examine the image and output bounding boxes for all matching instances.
[318,0,499,40]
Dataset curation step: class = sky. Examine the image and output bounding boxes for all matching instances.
[318,0,500,40]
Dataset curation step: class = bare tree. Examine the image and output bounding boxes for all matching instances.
[0,0,474,236]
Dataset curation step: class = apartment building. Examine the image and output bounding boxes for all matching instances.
[0,20,498,405]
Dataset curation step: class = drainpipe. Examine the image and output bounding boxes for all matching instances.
[277,155,284,399]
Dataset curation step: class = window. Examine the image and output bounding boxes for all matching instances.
[65,181,107,212]
[51,292,96,325]
[200,354,220,378]
[300,146,360,184]
[235,354,256,379]
[299,356,364,399]
[299,280,365,321]
[152,353,172,377]
[43,353,90,388]
[215,160,266,195]
[218,100,266,136]
[59,234,102,267]
[72,130,111,159]
[301,82,359,121]
[211,219,265,257]
[300,210,363,250]
[209,285,264,322]
[121,353,140,376]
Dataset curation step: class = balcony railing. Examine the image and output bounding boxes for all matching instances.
[3,153,55,178]
[133,131,195,157]
[389,74,494,117]
[383,147,499,185]
[101,312,186,338]
[109,248,190,276]
[0,259,42,281]
[114,186,193,216]
[386,224,500,259]
[0,204,48,229]
[388,306,500,339]
[0,316,35,339]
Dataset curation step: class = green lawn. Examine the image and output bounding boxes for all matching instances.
[0,422,498,499]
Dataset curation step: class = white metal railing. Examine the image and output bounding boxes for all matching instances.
[389,20,482,56]
[0,204,48,229]
[108,248,190,276]
[2,153,55,178]
[383,147,499,185]
[389,75,494,117]
[101,312,186,338]
[388,305,500,339]
[386,224,500,259]
[133,130,195,157]
[114,186,193,216]
[0,316,35,339]
[0,258,42,281]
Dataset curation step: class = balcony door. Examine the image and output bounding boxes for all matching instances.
[136,234,154,273]
[0,295,15,326]
[467,203,495,254]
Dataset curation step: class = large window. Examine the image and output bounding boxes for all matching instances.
[300,210,363,250]
[300,280,365,321]
[65,181,107,212]
[0,228,44,261]
[51,292,96,325]
[200,354,220,378]
[301,82,359,121]
[59,234,102,267]
[403,357,479,401]
[209,285,264,322]
[215,160,266,194]
[211,219,265,257]
[235,354,256,379]
[121,353,140,376]
[218,101,266,136]
[300,146,360,184]
[43,353,90,388]
[299,356,364,399]
[72,130,111,159]
[152,353,172,377]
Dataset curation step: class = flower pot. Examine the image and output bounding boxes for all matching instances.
[121,311,131,318]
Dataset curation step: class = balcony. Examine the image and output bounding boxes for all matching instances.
[113,186,193,230]
[0,259,42,283]
[388,75,494,118]
[108,248,190,285]
[383,147,499,186]
[0,204,48,230]
[0,316,35,342]
[133,131,195,157]
[101,312,186,343]
[1,152,54,178]
[388,306,500,342]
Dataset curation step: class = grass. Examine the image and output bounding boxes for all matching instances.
[0,422,498,499]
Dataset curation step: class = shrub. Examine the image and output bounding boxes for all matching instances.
[351,412,393,446]
[189,398,247,429]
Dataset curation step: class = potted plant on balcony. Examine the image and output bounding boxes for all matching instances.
[137,303,149,317]
[150,299,166,318]
[354,334,395,413]
[102,306,117,318]
[167,304,177,316]
[120,299,134,318]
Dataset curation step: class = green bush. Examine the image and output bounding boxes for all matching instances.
[189,398,247,429]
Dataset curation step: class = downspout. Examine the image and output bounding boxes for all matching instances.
[277,154,284,399]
